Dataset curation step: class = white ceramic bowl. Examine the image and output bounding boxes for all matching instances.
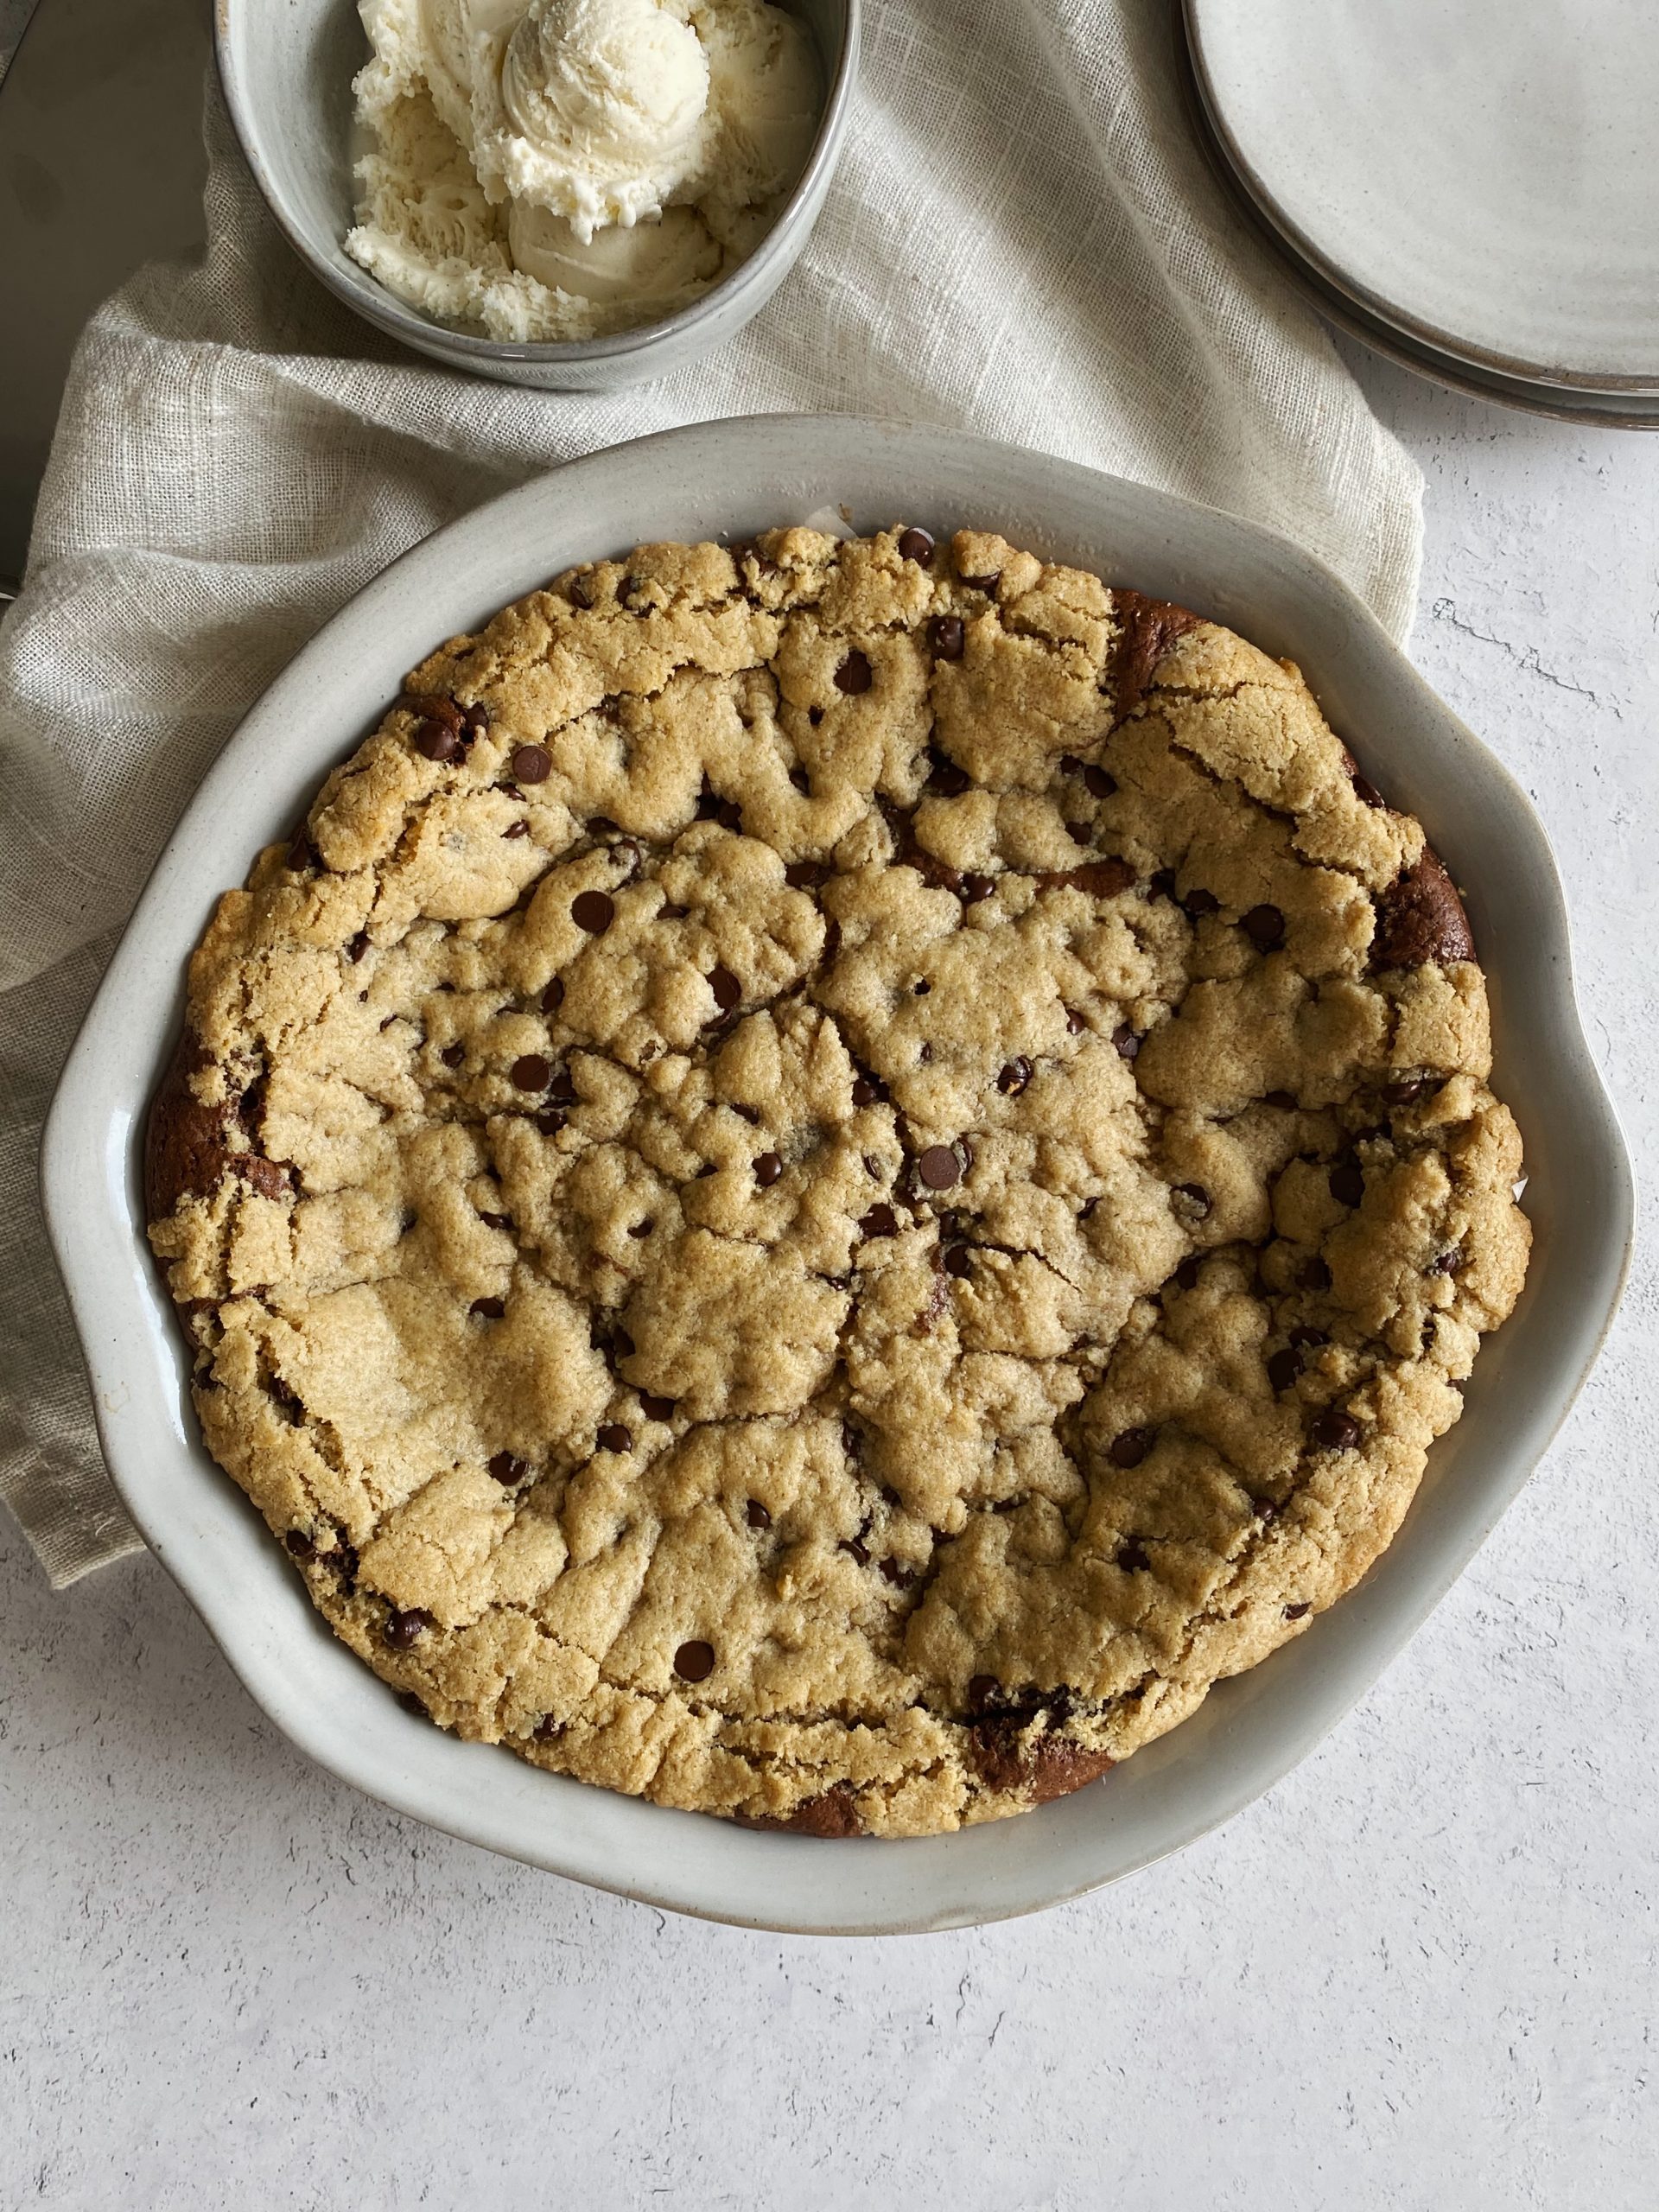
[42,418,1632,1934]
[214,0,858,392]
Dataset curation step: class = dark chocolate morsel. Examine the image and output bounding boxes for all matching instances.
[674,1639,716,1682]
[1372,848,1474,969]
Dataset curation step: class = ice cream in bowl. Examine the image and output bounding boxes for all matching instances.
[215,0,856,389]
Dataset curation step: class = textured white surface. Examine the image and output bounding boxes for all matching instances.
[3,345,1656,2203]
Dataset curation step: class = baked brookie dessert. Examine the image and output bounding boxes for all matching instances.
[146,524,1529,1838]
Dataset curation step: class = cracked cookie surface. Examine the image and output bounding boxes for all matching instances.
[146,524,1529,1838]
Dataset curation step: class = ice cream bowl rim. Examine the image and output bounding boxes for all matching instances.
[213,0,859,388]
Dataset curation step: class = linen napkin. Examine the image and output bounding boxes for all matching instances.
[0,0,1423,1584]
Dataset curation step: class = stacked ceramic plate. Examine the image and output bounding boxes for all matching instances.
[1179,0,1659,427]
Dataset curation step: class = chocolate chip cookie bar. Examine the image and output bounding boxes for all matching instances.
[146,524,1529,1837]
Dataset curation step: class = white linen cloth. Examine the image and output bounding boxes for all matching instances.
[0,0,1422,1584]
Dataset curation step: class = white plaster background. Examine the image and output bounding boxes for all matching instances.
[2,7,1656,2196]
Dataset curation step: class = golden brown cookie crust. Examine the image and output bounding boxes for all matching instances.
[146,524,1529,1838]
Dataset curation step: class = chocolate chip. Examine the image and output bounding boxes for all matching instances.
[1243,904,1286,951]
[785,859,830,890]
[1173,1182,1211,1217]
[536,1110,567,1136]
[842,1536,871,1567]
[402,691,461,729]
[512,744,550,785]
[996,1056,1033,1096]
[1289,1325,1328,1349]
[640,1394,675,1421]
[542,977,564,1013]
[1183,887,1219,918]
[733,1103,761,1124]
[962,571,1000,592]
[674,1640,715,1682]
[533,1714,563,1741]
[1312,1407,1362,1452]
[835,650,874,696]
[1149,868,1178,899]
[546,1066,577,1105]
[571,889,614,934]
[284,1529,315,1559]
[1431,1247,1464,1275]
[470,1296,505,1319]
[1372,849,1473,969]
[1352,776,1385,808]
[859,1204,899,1237]
[1065,1009,1086,1035]
[918,1144,962,1190]
[898,527,935,563]
[397,1692,428,1717]
[1109,1427,1152,1469]
[346,931,370,964]
[1300,1255,1332,1291]
[708,965,742,1014]
[1175,1256,1202,1291]
[596,1422,632,1452]
[880,1560,917,1587]
[329,1540,359,1588]
[503,821,529,840]
[912,979,931,995]
[1284,1600,1313,1620]
[488,1451,527,1485]
[960,873,995,904]
[925,747,970,795]
[441,1043,465,1069]
[930,614,966,660]
[746,1499,772,1530]
[510,1052,551,1092]
[568,575,596,608]
[1330,1160,1365,1207]
[851,1074,885,1108]
[1267,1347,1304,1394]
[966,1673,1000,1713]
[1264,1090,1297,1109]
[588,816,620,836]
[415,720,459,762]
[944,1244,974,1278]
[384,1606,435,1649]
[1382,1077,1428,1105]
[754,1151,784,1188]
[1116,1538,1151,1573]
[1112,1025,1141,1060]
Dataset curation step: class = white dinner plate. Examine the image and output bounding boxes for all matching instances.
[1174,27,1659,429]
[41,417,1632,1933]
[1186,0,1659,394]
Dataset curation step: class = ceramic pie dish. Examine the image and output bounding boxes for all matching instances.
[41,416,1631,1932]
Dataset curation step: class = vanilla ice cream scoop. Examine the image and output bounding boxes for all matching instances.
[507,200,720,303]
[346,0,822,343]
[702,0,821,204]
[475,0,712,235]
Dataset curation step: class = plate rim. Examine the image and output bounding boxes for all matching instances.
[40,414,1635,1933]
